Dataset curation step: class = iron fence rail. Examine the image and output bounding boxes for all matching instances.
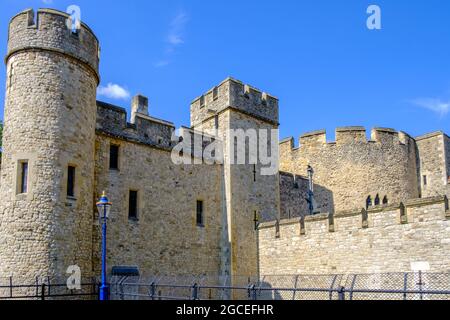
[0,277,98,300]
[1,272,449,300]
[110,272,450,301]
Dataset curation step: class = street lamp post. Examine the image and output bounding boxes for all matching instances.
[96,191,112,301]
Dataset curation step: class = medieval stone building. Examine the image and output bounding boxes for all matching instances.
[0,9,449,282]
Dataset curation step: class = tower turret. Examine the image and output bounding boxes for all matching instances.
[0,9,100,280]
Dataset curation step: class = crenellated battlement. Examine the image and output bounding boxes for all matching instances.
[96,100,175,150]
[190,77,279,127]
[6,8,100,82]
[260,196,449,238]
[280,127,417,151]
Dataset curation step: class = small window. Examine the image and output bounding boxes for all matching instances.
[383,196,389,205]
[196,200,204,227]
[129,191,138,220]
[109,145,119,170]
[214,115,219,130]
[8,64,13,91]
[253,164,257,182]
[213,87,219,101]
[19,161,29,194]
[374,194,380,206]
[200,96,205,108]
[67,166,76,198]
[366,196,372,210]
[423,175,428,186]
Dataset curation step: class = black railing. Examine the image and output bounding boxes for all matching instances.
[110,272,450,301]
[2,272,450,300]
[0,277,99,300]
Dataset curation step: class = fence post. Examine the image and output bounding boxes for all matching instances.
[338,287,345,301]
[9,276,13,299]
[41,283,46,301]
[418,271,424,301]
[403,273,408,301]
[150,282,156,300]
[192,283,199,300]
[251,285,258,301]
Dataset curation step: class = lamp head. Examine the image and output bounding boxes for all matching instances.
[96,191,112,220]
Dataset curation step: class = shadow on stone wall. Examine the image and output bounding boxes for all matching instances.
[279,172,335,220]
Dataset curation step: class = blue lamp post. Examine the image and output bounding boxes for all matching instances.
[96,191,112,301]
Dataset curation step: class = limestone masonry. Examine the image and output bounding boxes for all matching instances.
[0,9,449,282]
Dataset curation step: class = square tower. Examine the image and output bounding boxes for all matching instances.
[190,78,280,284]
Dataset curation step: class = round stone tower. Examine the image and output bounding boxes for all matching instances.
[0,9,100,280]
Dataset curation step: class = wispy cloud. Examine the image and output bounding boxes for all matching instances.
[411,98,450,117]
[167,11,188,45]
[98,83,130,100]
[42,0,54,4]
[155,10,189,68]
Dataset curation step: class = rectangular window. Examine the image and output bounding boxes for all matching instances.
[423,175,428,186]
[67,166,76,198]
[200,96,205,108]
[196,200,204,227]
[109,145,119,170]
[213,87,219,101]
[129,191,138,220]
[214,115,219,130]
[19,161,28,194]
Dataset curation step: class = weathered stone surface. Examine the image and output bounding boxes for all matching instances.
[1,8,450,285]
[259,198,450,275]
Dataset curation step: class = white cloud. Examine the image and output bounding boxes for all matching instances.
[97,83,130,100]
[154,11,189,68]
[411,98,450,117]
[167,11,188,46]
[154,60,170,68]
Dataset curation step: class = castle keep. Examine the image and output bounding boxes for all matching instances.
[0,9,449,281]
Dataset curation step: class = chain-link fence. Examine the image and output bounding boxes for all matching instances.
[110,272,450,301]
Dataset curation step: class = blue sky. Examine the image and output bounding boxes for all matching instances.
[1,0,449,141]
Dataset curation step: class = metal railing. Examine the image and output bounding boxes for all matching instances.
[110,272,450,301]
[0,277,99,300]
[2,272,449,300]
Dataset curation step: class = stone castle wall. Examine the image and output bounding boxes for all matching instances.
[192,83,281,280]
[416,132,448,198]
[259,196,450,275]
[444,134,450,197]
[2,8,450,283]
[93,133,224,276]
[279,127,420,214]
[190,78,279,128]
[0,9,99,279]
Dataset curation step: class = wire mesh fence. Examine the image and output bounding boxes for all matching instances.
[110,272,450,301]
